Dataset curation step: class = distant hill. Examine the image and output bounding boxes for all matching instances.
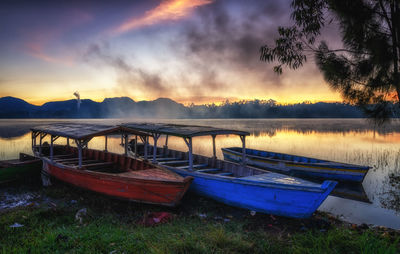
[1,96,391,119]
[0,97,39,118]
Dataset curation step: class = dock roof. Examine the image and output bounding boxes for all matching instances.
[31,123,148,140]
[120,123,250,138]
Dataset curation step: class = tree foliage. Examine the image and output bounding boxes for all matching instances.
[260,0,400,121]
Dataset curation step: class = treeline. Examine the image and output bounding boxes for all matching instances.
[187,100,366,118]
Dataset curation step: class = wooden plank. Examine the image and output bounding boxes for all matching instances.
[52,154,75,159]
[63,160,100,165]
[32,123,149,140]
[176,163,208,170]
[156,157,180,162]
[196,168,221,173]
[82,162,114,168]
[159,160,189,165]
[54,157,87,162]
[121,123,250,138]
[216,172,233,176]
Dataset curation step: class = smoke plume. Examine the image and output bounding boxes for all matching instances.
[83,43,167,97]
[73,91,81,110]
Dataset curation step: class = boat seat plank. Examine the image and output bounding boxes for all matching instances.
[81,162,115,168]
[237,173,322,187]
[54,157,87,162]
[63,160,100,165]
[175,163,208,169]
[216,172,233,176]
[159,160,189,165]
[196,168,222,173]
[156,157,180,162]
[117,168,182,181]
[52,154,75,159]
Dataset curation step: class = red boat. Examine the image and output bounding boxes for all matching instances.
[31,123,192,206]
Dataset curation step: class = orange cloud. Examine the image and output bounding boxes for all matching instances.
[112,0,213,35]
[26,42,74,65]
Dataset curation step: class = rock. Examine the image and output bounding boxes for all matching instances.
[198,213,207,218]
[9,223,24,228]
[75,208,87,224]
[140,212,174,227]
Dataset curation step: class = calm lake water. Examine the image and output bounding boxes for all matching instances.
[1,119,400,229]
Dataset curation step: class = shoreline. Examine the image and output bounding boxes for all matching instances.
[1,179,399,253]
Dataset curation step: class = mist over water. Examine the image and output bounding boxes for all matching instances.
[1,118,399,229]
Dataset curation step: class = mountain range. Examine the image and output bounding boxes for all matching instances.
[0,96,187,118]
[0,96,367,118]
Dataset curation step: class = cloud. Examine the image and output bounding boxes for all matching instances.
[25,42,74,65]
[175,0,292,89]
[22,9,92,65]
[111,0,213,35]
[83,43,167,96]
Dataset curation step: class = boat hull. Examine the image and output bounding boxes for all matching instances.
[0,154,42,184]
[41,158,192,207]
[169,167,336,218]
[222,148,369,182]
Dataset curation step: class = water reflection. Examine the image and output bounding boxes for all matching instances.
[0,119,399,228]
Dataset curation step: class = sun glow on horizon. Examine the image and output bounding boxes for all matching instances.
[15,94,342,107]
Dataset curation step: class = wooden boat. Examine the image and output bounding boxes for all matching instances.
[222,147,370,182]
[121,123,337,218]
[31,123,192,207]
[0,153,42,184]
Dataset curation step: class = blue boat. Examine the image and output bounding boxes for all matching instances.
[121,123,337,218]
[222,147,370,182]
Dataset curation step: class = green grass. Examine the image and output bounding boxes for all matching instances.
[0,183,399,254]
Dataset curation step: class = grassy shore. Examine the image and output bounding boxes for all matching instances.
[1,180,399,254]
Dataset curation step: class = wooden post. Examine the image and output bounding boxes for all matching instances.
[31,131,34,149]
[50,135,54,162]
[184,137,193,171]
[139,135,147,159]
[152,134,160,163]
[39,133,47,155]
[240,135,246,167]
[104,135,108,152]
[50,135,59,162]
[39,135,42,155]
[144,136,148,160]
[67,138,70,147]
[134,135,138,158]
[31,132,39,151]
[163,135,169,155]
[124,134,128,156]
[211,135,217,167]
[77,139,82,168]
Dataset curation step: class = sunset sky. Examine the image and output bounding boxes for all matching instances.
[0,0,342,105]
